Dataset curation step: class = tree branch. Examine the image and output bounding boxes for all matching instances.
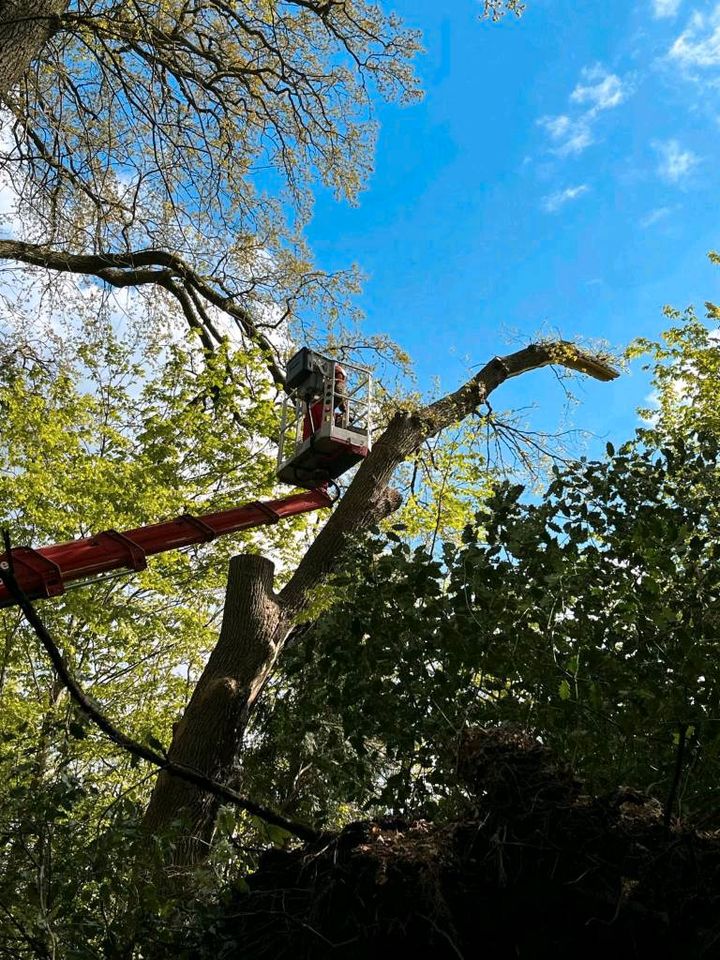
[279,342,619,611]
[0,555,321,845]
[0,239,286,385]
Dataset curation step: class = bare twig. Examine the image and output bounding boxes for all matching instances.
[0,239,285,384]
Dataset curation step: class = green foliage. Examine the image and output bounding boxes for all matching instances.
[245,313,720,827]
[0,320,313,956]
[250,431,720,822]
[629,302,720,438]
[393,420,495,547]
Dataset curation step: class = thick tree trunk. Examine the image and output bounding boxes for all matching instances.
[142,344,619,863]
[143,554,287,864]
[0,1,66,100]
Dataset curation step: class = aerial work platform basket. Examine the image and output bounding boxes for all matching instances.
[276,348,372,488]
[0,347,373,608]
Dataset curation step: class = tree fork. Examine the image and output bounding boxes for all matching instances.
[142,342,619,862]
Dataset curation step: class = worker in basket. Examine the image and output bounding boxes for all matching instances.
[302,362,347,441]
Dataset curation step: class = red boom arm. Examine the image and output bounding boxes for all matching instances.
[0,487,333,608]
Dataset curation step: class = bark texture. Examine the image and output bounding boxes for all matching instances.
[143,343,619,861]
[0,0,66,100]
[143,555,287,862]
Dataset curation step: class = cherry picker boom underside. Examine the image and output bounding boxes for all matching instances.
[0,487,333,608]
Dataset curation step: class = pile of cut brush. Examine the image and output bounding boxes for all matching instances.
[184,729,720,959]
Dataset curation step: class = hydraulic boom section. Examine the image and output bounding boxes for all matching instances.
[0,347,372,609]
[0,487,333,608]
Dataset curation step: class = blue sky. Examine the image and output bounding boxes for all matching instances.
[306,0,720,456]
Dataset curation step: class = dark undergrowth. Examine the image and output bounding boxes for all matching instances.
[161,730,720,959]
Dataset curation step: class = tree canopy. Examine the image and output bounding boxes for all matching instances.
[5,2,719,957]
[0,1,529,370]
[0,0,422,378]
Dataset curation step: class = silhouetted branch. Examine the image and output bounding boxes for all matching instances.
[0,547,321,844]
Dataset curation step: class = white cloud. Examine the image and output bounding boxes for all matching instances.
[654,139,699,182]
[541,184,589,213]
[538,65,627,158]
[669,6,720,66]
[640,205,673,227]
[570,66,626,113]
[540,115,571,139]
[653,0,682,19]
[538,114,593,156]
[0,115,18,236]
